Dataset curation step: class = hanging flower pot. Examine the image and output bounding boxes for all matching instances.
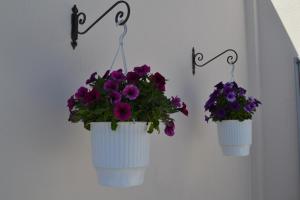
[204,81,261,156]
[67,65,188,187]
[216,120,252,156]
[91,122,149,187]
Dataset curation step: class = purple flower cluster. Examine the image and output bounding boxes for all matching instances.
[111,69,126,81]
[134,65,150,76]
[104,80,119,91]
[204,81,261,122]
[67,65,188,137]
[102,69,141,121]
[67,86,101,111]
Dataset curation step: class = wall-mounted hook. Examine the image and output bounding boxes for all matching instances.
[71,1,130,49]
[192,47,238,75]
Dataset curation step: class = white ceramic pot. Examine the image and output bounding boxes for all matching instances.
[216,120,252,156]
[91,122,150,188]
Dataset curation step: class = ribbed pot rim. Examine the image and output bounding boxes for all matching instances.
[90,122,148,126]
[216,119,252,123]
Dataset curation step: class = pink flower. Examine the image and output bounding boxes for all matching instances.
[84,88,101,104]
[67,95,75,111]
[126,72,140,84]
[171,96,181,108]
[150,72,166,92]
[110,91,122,104]
[179,102,188,116]
[75,87,88,99]
[164,121,175,136]
[134,65,151,76]
[103,80,119,91]
[122,84,140,100]
[110,69,126,81]
[113,102,132,121]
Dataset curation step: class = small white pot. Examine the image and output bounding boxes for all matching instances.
[216,120,252,156]
[91,122,150,188]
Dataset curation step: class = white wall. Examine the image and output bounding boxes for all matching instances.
[0,0,251,200]
[271,0,300,54]
[245,0,300,200]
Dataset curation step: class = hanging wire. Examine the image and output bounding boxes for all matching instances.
[230,64,235,82]
[109,21,128,74]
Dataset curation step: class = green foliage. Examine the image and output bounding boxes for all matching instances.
[67,68,187,135]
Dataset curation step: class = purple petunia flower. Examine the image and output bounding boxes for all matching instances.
[224,82,234,88]
[248,97,261,106]
[67,96,75,111]
[179,102,188,116]
[110,91,122,104]
[171,96,181,108]
[150,72,166,92]
[110,69,126,81]
[224,82,238,94]
[113,102,132,121]
[216,109,226,118]
[230,101,240,110]
[238,87,246,96]
[232,81,238,88]
[103,80,119,91]
[126,72,140,84]
[226,91,236,102]
[224,84,233,94]
[84,88,101,104]
[122,84,140,100]
[204,98,215,111]
[86,72,97,84]
[164,121,175,136]
[214,82,224,90]
[75,87,88,99]
[134,65,151,76]
[244,105,252,113]
[210,89,220,99]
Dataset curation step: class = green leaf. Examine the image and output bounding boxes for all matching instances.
[147,122,154,134]
[68,111,81,123]
[111,120,118,131]
[84,122,90,131]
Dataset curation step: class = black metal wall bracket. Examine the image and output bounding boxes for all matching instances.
[71,1,130,49]
[192,47,238,75]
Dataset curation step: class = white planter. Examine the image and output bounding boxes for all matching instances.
[91,122,150,188]
[216,120,252,156]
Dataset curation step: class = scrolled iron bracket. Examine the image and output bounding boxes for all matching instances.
[71,1,130,49]
[192,47,238,75]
